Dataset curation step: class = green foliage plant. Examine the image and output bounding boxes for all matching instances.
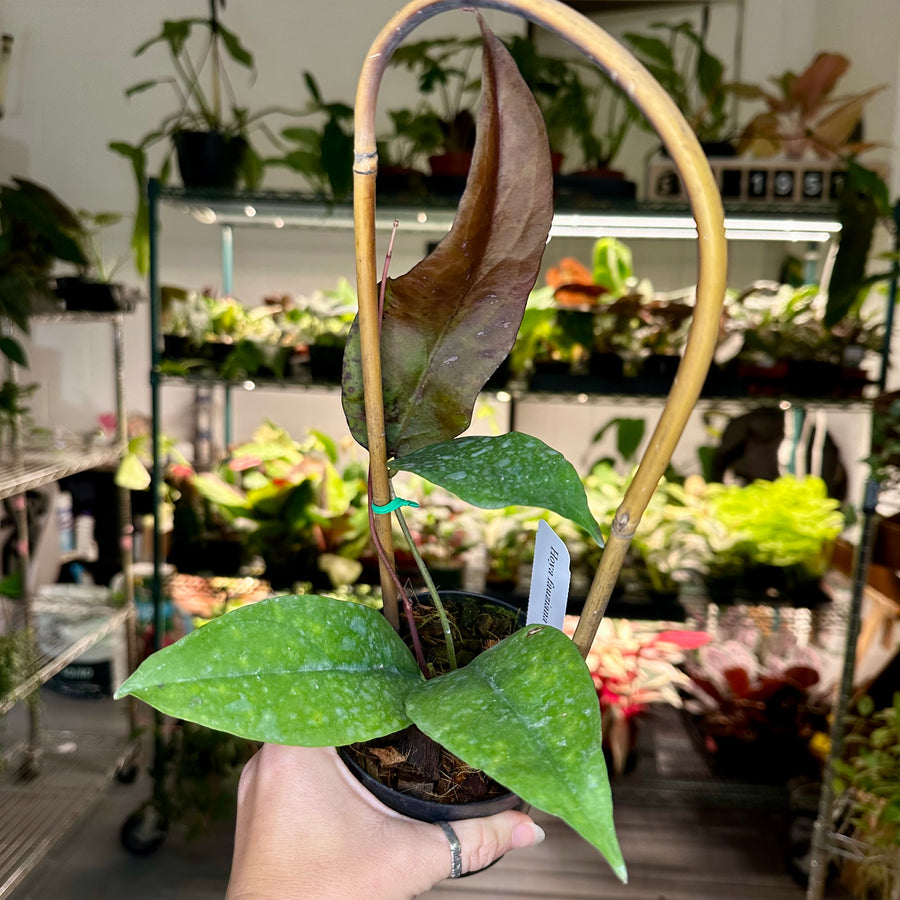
[119,14,627,880]
[265,73,355,200]
[827,162,895,331]
[159,279,356,380]
[0,178,88,367]
[729,280,885,368]
[833,694,900,899]
[576,69,640,170]
[624,20,734,145]
[704,474,845,579]
[74,210,129,283]
[584,462,708,596]
[109,1,297,274]
[384,34,484,159]
[188,423,370,589]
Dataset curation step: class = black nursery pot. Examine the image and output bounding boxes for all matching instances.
[339,592,528,828]
[307,343,346,384]
[173,131,248,189]
[338,748,527,823]
[55,277,132,312]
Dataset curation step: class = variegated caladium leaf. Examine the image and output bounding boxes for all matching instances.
[115,595,422,745]
[342,15,554,457]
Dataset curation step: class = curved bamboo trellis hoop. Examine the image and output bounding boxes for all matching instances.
[353,0,727,653]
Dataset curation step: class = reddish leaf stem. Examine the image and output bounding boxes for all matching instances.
[365,218,430,676]
[366,469,428,676]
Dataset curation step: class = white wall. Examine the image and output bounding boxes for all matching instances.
[0,0,897,479]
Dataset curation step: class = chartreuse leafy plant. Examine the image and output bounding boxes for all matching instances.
[117,14,624,881]
[706,474,844,575]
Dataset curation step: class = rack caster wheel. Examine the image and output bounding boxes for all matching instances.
[120,805,168,856]
[116,745,141,784]
[116,761,139,784]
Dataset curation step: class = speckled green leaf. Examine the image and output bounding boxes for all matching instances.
[115,595,421,745]
[342,18,553,457]
[407,624,626,881]
[391,433,603,545]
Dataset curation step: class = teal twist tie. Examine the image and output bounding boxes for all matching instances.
[371,498,420,514]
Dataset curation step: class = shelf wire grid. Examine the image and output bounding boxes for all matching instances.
[0,731,136,900]
[0,605,132,717]
[0,447,122,501]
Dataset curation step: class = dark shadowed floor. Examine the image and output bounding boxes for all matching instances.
[4,694,850,900]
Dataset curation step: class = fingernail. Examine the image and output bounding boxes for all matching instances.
[512,822,546,849]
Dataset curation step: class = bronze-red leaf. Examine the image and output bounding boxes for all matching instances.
[343,16,554,456]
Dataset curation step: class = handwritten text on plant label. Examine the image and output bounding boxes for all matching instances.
[526,520,570,631]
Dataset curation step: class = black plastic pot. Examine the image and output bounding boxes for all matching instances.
[307,344,345,384]
[376,165,428,199]
[703,567,829,608]
[339,592,527,829]
[636,353,680,395]
[338,748,527,823]
[484,357,511,390]
[785,360,842,398]
[55,277,133,312]
[173,131,248,189]
[555,169,637,201]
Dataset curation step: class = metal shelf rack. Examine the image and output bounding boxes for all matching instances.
[0,309,138,897]
[148,183,873,872]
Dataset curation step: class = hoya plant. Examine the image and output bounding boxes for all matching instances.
[117,0,729,882]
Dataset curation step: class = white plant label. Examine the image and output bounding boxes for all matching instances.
[526,519,570,631]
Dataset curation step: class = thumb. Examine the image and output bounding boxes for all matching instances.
[446,810,546,877]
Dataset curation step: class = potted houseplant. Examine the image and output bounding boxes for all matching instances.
[0,177,89,358]
[583,455,708,612]
[624,20,737,155]
[110,0,294,274]
[563,614,709,776]
[0,178,89,451]
[298,278,357,383]
[385,34,483,189]
[115,0,728,879]
[696,474,845,605]
[161,291,301,380]
[732,52,884,161]
[53,210,136,312]
[727,280,885,398]
[373,109,436,196]
[832,693,900,899]
[185,422,370,590]
[264,73,355,201]
[683,628,833,782]
[553,66,640,200]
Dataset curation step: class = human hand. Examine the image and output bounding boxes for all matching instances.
[226,743,545,900]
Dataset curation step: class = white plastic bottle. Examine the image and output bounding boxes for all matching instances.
[56,491,75,554]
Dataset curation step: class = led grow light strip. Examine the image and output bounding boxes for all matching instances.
[187,202,842,242]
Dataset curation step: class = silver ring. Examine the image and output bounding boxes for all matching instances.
[436,820,462,878]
